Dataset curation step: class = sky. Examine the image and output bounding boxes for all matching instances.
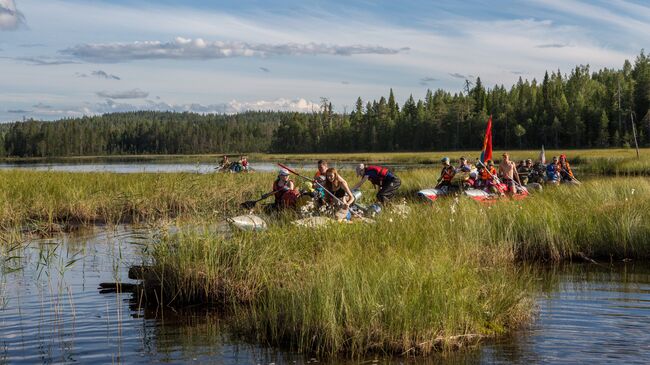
[0,0,649,122]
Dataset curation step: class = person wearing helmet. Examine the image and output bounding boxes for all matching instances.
[558,154,576,182]
[272,169,297,208]
[435,157,456,189]
[352,163,401,204]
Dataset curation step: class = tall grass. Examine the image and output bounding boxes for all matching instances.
[0,170,270,232]
[148,212,535,357]
[143,177,650,357]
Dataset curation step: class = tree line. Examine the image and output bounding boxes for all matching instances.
[0,111,284,157]
[271,51,650,153]
[1,51,650,157]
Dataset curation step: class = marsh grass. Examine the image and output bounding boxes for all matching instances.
[3,168,650,357]
[143,176,650,357]
[0,170,271,233]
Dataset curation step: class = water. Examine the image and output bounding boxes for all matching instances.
[0,161,425,174]
[2,230,649,364]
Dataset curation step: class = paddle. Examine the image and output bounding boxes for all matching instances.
[278,163,361,217]
[240,190,279,210]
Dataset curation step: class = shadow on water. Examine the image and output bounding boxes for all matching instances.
[2,228,650,364]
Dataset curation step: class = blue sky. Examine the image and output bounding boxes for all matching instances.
[0,0,649,122]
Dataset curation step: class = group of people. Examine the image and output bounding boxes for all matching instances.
[262,152,577,219]
[219,155,250,173]
[436,153,578,195]
[271,160,401,221]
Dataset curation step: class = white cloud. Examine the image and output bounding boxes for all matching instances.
[96,89,148,99]
[0,0,25,30]
[61,37,407,63]
[19,97,319,120]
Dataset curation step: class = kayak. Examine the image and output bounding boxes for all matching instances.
[418,185,528,203]
[418,187,489,202]
[227,214,268,231]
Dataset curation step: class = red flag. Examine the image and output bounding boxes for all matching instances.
[480,116,493,163]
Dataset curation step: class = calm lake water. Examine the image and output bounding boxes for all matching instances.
[0,161,424,174]
[1,228,649,364]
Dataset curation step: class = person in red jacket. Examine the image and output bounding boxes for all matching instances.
[352,164,401,204]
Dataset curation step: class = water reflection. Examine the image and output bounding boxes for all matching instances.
[1,230,649,364]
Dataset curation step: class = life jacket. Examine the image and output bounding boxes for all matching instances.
[241,159,248,167]
[559,161,574,177]
[441,166,455,182]
[546,163,559,180]
[365,165,391,186]
[480,166,496,181]
[273,178,293,202]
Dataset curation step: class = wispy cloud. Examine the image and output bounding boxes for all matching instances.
[259,67,270,72]
[536,43,570,48]
[22,97,320,120]
[61,37,408,63]
[0,0,26,31]
[7,108,31,113]
[96,89,148,99]
[1,56,77,65]
[449,73,466,79]
[18,43,46,48]
[76,70,121,80]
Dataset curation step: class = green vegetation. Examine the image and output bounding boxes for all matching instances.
[2,51,650,157]
[145,177,650,357]
[0,170,267,232]
[2,168,650,357]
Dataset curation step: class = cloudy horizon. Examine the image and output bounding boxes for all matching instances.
[1,0,649,122]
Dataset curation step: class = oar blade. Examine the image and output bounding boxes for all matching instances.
[240,200,257,210]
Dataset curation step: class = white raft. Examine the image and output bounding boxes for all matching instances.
[227,214,268,231]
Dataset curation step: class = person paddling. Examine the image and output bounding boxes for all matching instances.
[436,157,456,190]
[219,155,230,171]
[498,153,521,195]
[353,164,401,204]
[324,168,355,221]
[558,154,577,183]
[478,159,499,194]
[272,169,298,209]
